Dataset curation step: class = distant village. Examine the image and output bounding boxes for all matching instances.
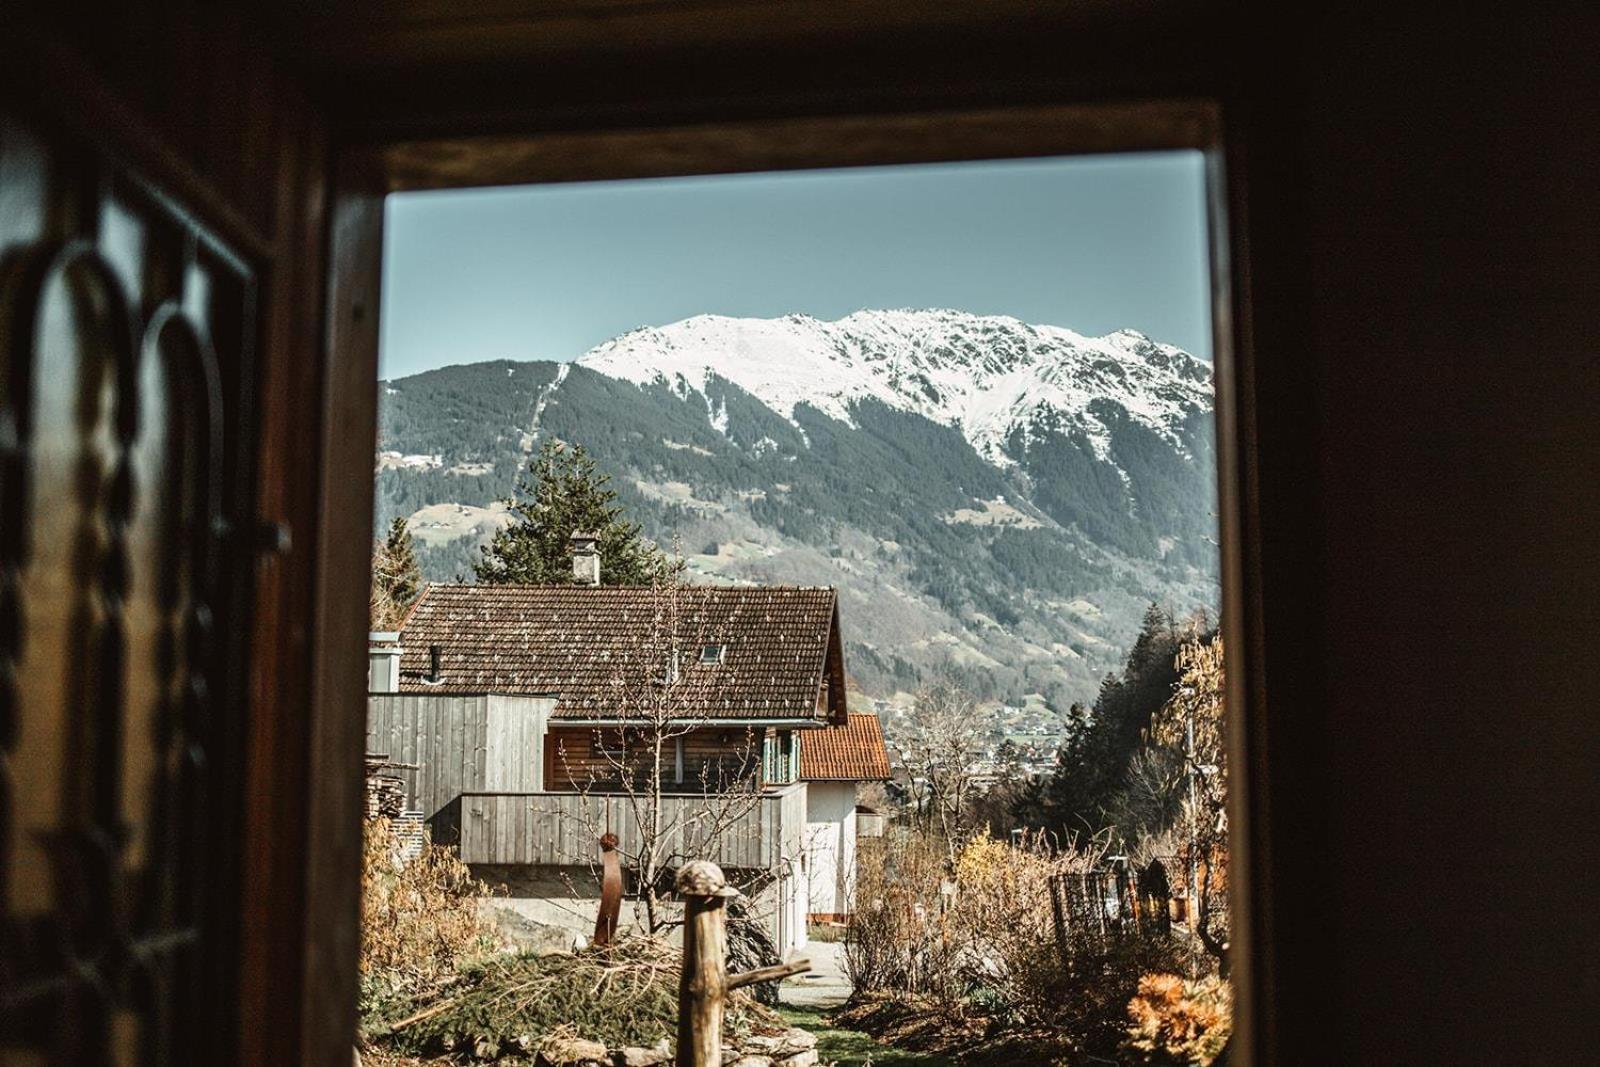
[871,697,1066,783]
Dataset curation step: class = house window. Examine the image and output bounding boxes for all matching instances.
[700,643,727,664]
[591,729,629,762]
[764,730,798,785]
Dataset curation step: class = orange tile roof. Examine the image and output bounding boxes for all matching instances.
[800,713,891,781]
[397,583,845,723]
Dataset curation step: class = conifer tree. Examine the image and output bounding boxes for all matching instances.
[473,439,672,586]
[383,516,421,606]
[371,515,422,628]
[1022,603,1187,840]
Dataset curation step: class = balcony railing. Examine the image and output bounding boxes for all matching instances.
[457,781,807,871]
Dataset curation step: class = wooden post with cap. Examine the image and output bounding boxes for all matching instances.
[674,860,810,1067]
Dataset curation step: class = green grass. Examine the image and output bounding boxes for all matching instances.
[775,1007,956,1067]
[806,922,850,943]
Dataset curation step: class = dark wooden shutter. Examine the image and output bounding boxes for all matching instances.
[0,106,260,1065]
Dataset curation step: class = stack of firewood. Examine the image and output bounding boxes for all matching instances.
[364,753,409,820]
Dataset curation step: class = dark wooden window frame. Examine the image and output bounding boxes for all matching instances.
[327,97,1267,1063]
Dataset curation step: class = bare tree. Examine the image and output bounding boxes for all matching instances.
[554,565,770,934]
[1151,630,1229,969]
[856,779,892,816]
[1110,746,1189,841]
[893,672,988,847]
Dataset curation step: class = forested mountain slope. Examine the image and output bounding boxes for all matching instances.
[376,310,1218,707]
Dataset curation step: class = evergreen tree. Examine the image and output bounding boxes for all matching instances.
[1019,603,1190,841]
[383,516,421,606]
[371,516,422,628]
[473,440,672,586]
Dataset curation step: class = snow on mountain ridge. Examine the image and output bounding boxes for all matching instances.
[575,309,1212,467]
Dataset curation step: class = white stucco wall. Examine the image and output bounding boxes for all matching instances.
[803,781,859,917]
[779,856,809,954]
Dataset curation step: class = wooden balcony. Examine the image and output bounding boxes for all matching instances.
[457,782,807,871]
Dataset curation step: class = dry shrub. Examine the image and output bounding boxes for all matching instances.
[844,833,964,1005]
[845,828,1213,1060]
[949,829,1077,1016]
[361,818,498,1008]
[961,831,1202,1055]
[845,829,1098,1013]
[1123,972,1232,1065]
[1030,934,1201,1059]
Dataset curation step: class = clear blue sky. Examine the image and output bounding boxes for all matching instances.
[380,151,1212,380]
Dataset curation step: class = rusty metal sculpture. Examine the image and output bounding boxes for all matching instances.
[594,832,623,947]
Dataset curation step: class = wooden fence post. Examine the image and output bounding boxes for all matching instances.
[1049,872,1068,960]
[675,860,810,1067]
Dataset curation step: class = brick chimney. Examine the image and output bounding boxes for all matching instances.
[570,530,600,585]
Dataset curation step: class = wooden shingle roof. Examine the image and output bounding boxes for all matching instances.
[800,713,892,781]
[396,583,846,724]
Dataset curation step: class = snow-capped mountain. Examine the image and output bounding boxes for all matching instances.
[376,310,1218,707]
[578,309,1212,475]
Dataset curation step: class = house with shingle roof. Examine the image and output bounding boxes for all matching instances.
[366,545,885,952]
[799,713,892,921]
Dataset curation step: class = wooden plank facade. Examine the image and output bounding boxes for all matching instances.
[368,694,808,871]
[366,693,553,835]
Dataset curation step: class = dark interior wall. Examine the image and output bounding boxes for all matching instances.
[1237,7,1600,1062]
[272,0,1216,138]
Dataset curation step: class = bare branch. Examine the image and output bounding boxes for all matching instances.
[727,958,811,990]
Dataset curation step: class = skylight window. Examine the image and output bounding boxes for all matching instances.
[700,643,727,664]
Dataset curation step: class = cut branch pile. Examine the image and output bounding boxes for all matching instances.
[363,937,785,1061]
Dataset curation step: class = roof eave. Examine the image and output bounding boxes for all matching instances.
[553,715,826,727]
[823,594,849,727]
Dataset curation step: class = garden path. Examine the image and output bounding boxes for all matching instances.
[779,939,851,1010]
